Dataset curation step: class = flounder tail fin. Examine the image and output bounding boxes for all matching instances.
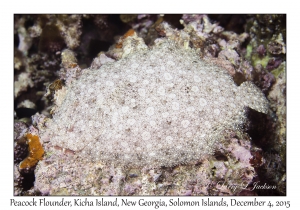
[238,81,269,114]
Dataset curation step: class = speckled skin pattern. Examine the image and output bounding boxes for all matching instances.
[42,40,268,167]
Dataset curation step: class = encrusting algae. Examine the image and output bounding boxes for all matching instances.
[115,29,136,49]
[19,133,44,170]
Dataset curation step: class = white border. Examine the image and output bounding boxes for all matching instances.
[1,0,297,208]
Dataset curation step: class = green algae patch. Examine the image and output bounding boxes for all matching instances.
[252,53,270,68]
[271,62,285,79]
